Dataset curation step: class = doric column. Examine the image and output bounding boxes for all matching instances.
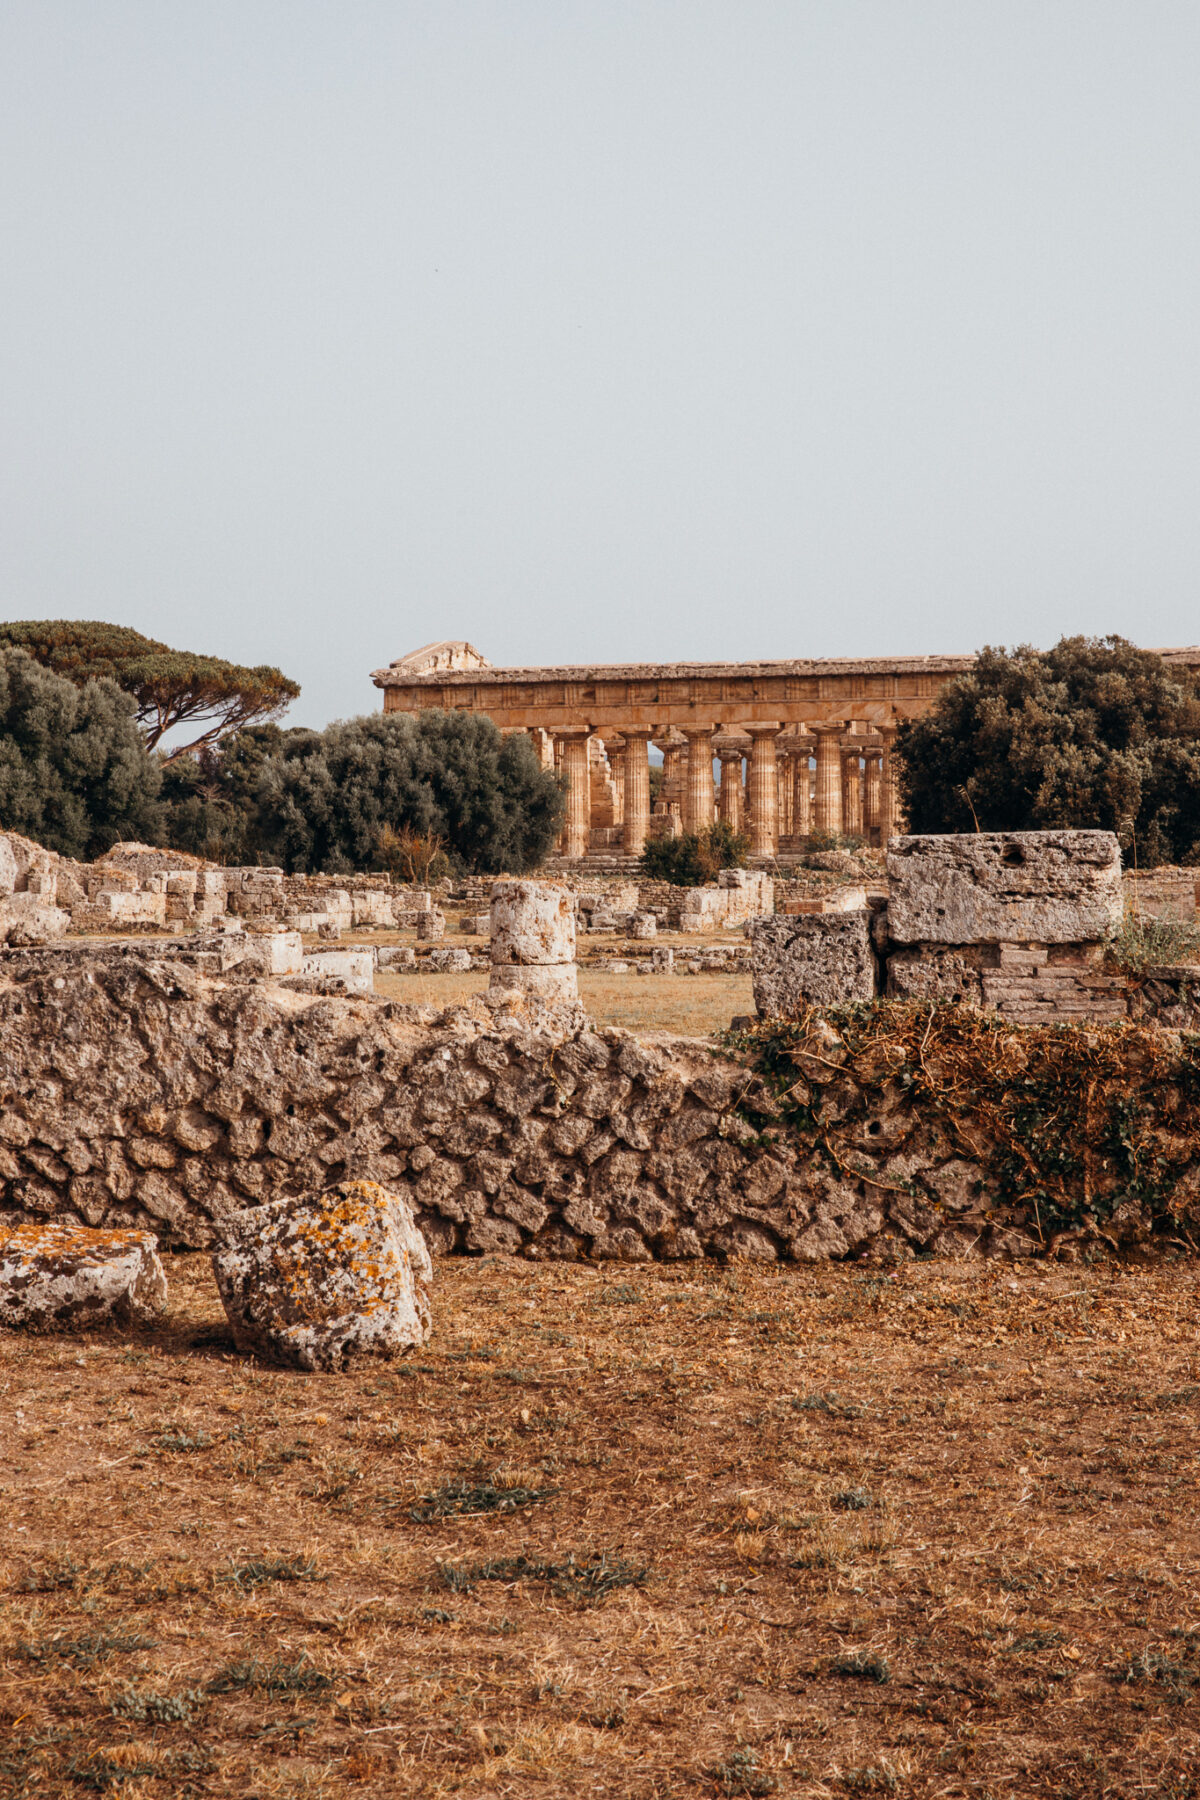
[656,733,685,820]
[602,736,626,829]
[746,726,780,856]
[715,739,745,832]
[877,726,901,844]
[555,729,592,860]
[683,728,716,834]
[841,747,863,837]
[810,722,846,836]
[776,751,793,838]
[620,728,654,856]
[863,750,882,844]
[793,739,813,837]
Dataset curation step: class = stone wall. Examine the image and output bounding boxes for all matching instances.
[0,942,1185,1264]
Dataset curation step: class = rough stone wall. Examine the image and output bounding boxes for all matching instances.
[0,942,1155,1265]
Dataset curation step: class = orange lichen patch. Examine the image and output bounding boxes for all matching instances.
[0,1222,158,1260]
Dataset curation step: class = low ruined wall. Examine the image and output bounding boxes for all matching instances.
[0,946,1188,1263]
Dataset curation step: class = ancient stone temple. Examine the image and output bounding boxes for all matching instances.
[372,640,1200,864]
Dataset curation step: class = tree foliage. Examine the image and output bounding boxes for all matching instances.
[240,712,564,875]
[0,621,299,758]
[896,636,1200,866]
[640,821,750,886]
[0,648,161,858]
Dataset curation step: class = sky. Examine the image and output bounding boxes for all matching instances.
[2,3,1200,733]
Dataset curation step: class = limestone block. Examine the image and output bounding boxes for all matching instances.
[245,931,304,977]
[630,912,657,938]
[427,947,472,972]
[0,1221,167,1329]
[300,949,374,995]
[416,910,445,942]
[886,831,1122,945]
[211,1179,432,1371]
[317,920,343,940]
[751,912,876,1016]
[377,946,416,969]
[489,882,575,965]
[0,836,18,897]
[0,896,70,946]
[651,947,675,973]
[488,962,579,1003]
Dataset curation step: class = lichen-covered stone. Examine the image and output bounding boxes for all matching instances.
[211,1179,432,1371]
[886,831,1122,945]
[489,882,575,965]
[0,1220,167,1329]
[751,912,875,1015]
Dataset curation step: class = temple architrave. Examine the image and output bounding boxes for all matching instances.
[371,641,1200,864]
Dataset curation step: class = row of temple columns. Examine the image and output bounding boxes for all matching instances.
[544,722,904,860]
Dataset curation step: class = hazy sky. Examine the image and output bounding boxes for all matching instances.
[3,3,1200,732]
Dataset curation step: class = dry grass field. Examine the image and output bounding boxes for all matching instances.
[4,1250,1200,1798]
[374,966,755,1036]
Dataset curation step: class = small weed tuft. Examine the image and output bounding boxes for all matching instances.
[832,1487,874,1511]
[16,1631,156,1668]
[110,1684,207,1723]
[207,1656,334,1696]
[150,1428,212,1454]
[409,1478,558,1522]
[830,1650,890,1684]
[440,1550,649,1605]
[711,1745,778,1796]
[222,1555,325,1591]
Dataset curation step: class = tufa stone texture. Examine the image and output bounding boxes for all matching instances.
[0,1220,167,1330]
[211,1178,432,1371]
[489,882,576,965]
[750,912,875,1014]
[886,831,1122,946]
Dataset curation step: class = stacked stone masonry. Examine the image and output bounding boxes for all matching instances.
[0,941,1191,1264]
[751,830,1193,1027]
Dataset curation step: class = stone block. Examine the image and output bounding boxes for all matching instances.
[651,946,675,973]
[630,912,657,938]
[427,947,472,972]
[886,831,1122,945]
[245,931,304,977]
[0,1221,167,1329]
[489,882,575,965]
[487,962,579,1003]
[0,897,70,946]
[416,910,445,942]
[211,1179,432,1371]
[377,946,416,969]
[751,912,876,1015]
[300,949,374,995]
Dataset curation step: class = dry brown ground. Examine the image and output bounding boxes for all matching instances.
[4,1253,1200,1798]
